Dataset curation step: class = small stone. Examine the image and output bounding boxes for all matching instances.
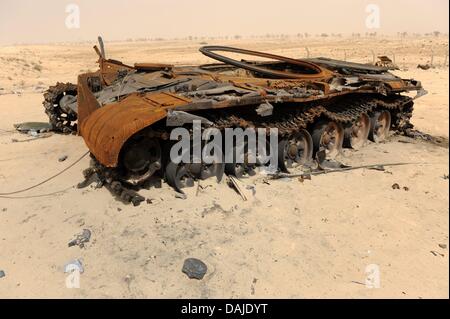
[58,155,68,162]
[0,270,5,278]
[117,207,122,212]
[438,244,447,249]
[392,183,400,190]
[182,258,207,280]
[403,186,409,191]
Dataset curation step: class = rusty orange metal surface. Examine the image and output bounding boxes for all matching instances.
[80,92,191,167]
[384,80,407,90]
[73,43,424,170]
[99,59,134,85]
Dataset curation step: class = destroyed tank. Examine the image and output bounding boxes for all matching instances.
[43,37,426,205]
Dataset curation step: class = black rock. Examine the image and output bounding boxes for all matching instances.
[182,258,207,280]
[0,270,5,278]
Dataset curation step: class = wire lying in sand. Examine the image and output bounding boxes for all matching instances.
[0,185,76,199]
[270,162,430,179]
[0,151,89,196]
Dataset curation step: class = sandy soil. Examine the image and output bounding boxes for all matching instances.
[0,36,448,298]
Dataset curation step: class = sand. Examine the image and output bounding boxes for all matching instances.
[0,36,448,298]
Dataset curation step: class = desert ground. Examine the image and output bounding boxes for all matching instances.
[0,36,448,298]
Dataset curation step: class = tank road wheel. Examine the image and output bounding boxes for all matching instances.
[165,161,195,193]
[344,114,370,150]
[196,161,225,182]
[225,142,256,178]
[187,141,225,182]
[120,137,162,186]
[311,120,344,158]
[369,110,392,143]
[278,129,313,172]
[43,82,78,134]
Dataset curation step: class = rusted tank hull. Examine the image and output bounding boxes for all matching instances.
[43,40,426,203]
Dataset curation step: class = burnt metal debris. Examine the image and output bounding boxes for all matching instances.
[42,37,427,204]
[14,122,52,134]
[375,56,399,70]
[68,229,92,248]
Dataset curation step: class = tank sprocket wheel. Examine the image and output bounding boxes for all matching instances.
[43,82,78,134]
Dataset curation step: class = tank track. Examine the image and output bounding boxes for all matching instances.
[43,82,78,134]
[209,94,413,136]
[86,94,414,205]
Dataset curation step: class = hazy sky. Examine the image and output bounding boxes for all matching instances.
[0,0,448,45]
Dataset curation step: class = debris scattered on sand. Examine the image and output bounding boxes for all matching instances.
[251,278,258,295]
[392,183,400,190]
[11,132,53,143]
[368,165,385,171]
[68,229,91,248]
[182,258,207,280]
[175,193,187,200]
[13,122,52,134]
[246,185,256,196]
[227,176,248,201]
[58,155,68,162]
[430,250,444,257]
[391,183,409,191]
[417,64,432,70]
[350,280,366,286]
[298,174,311,183]
[318,159,350,170]
[0,270,5,278]
[77,169,102,189]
